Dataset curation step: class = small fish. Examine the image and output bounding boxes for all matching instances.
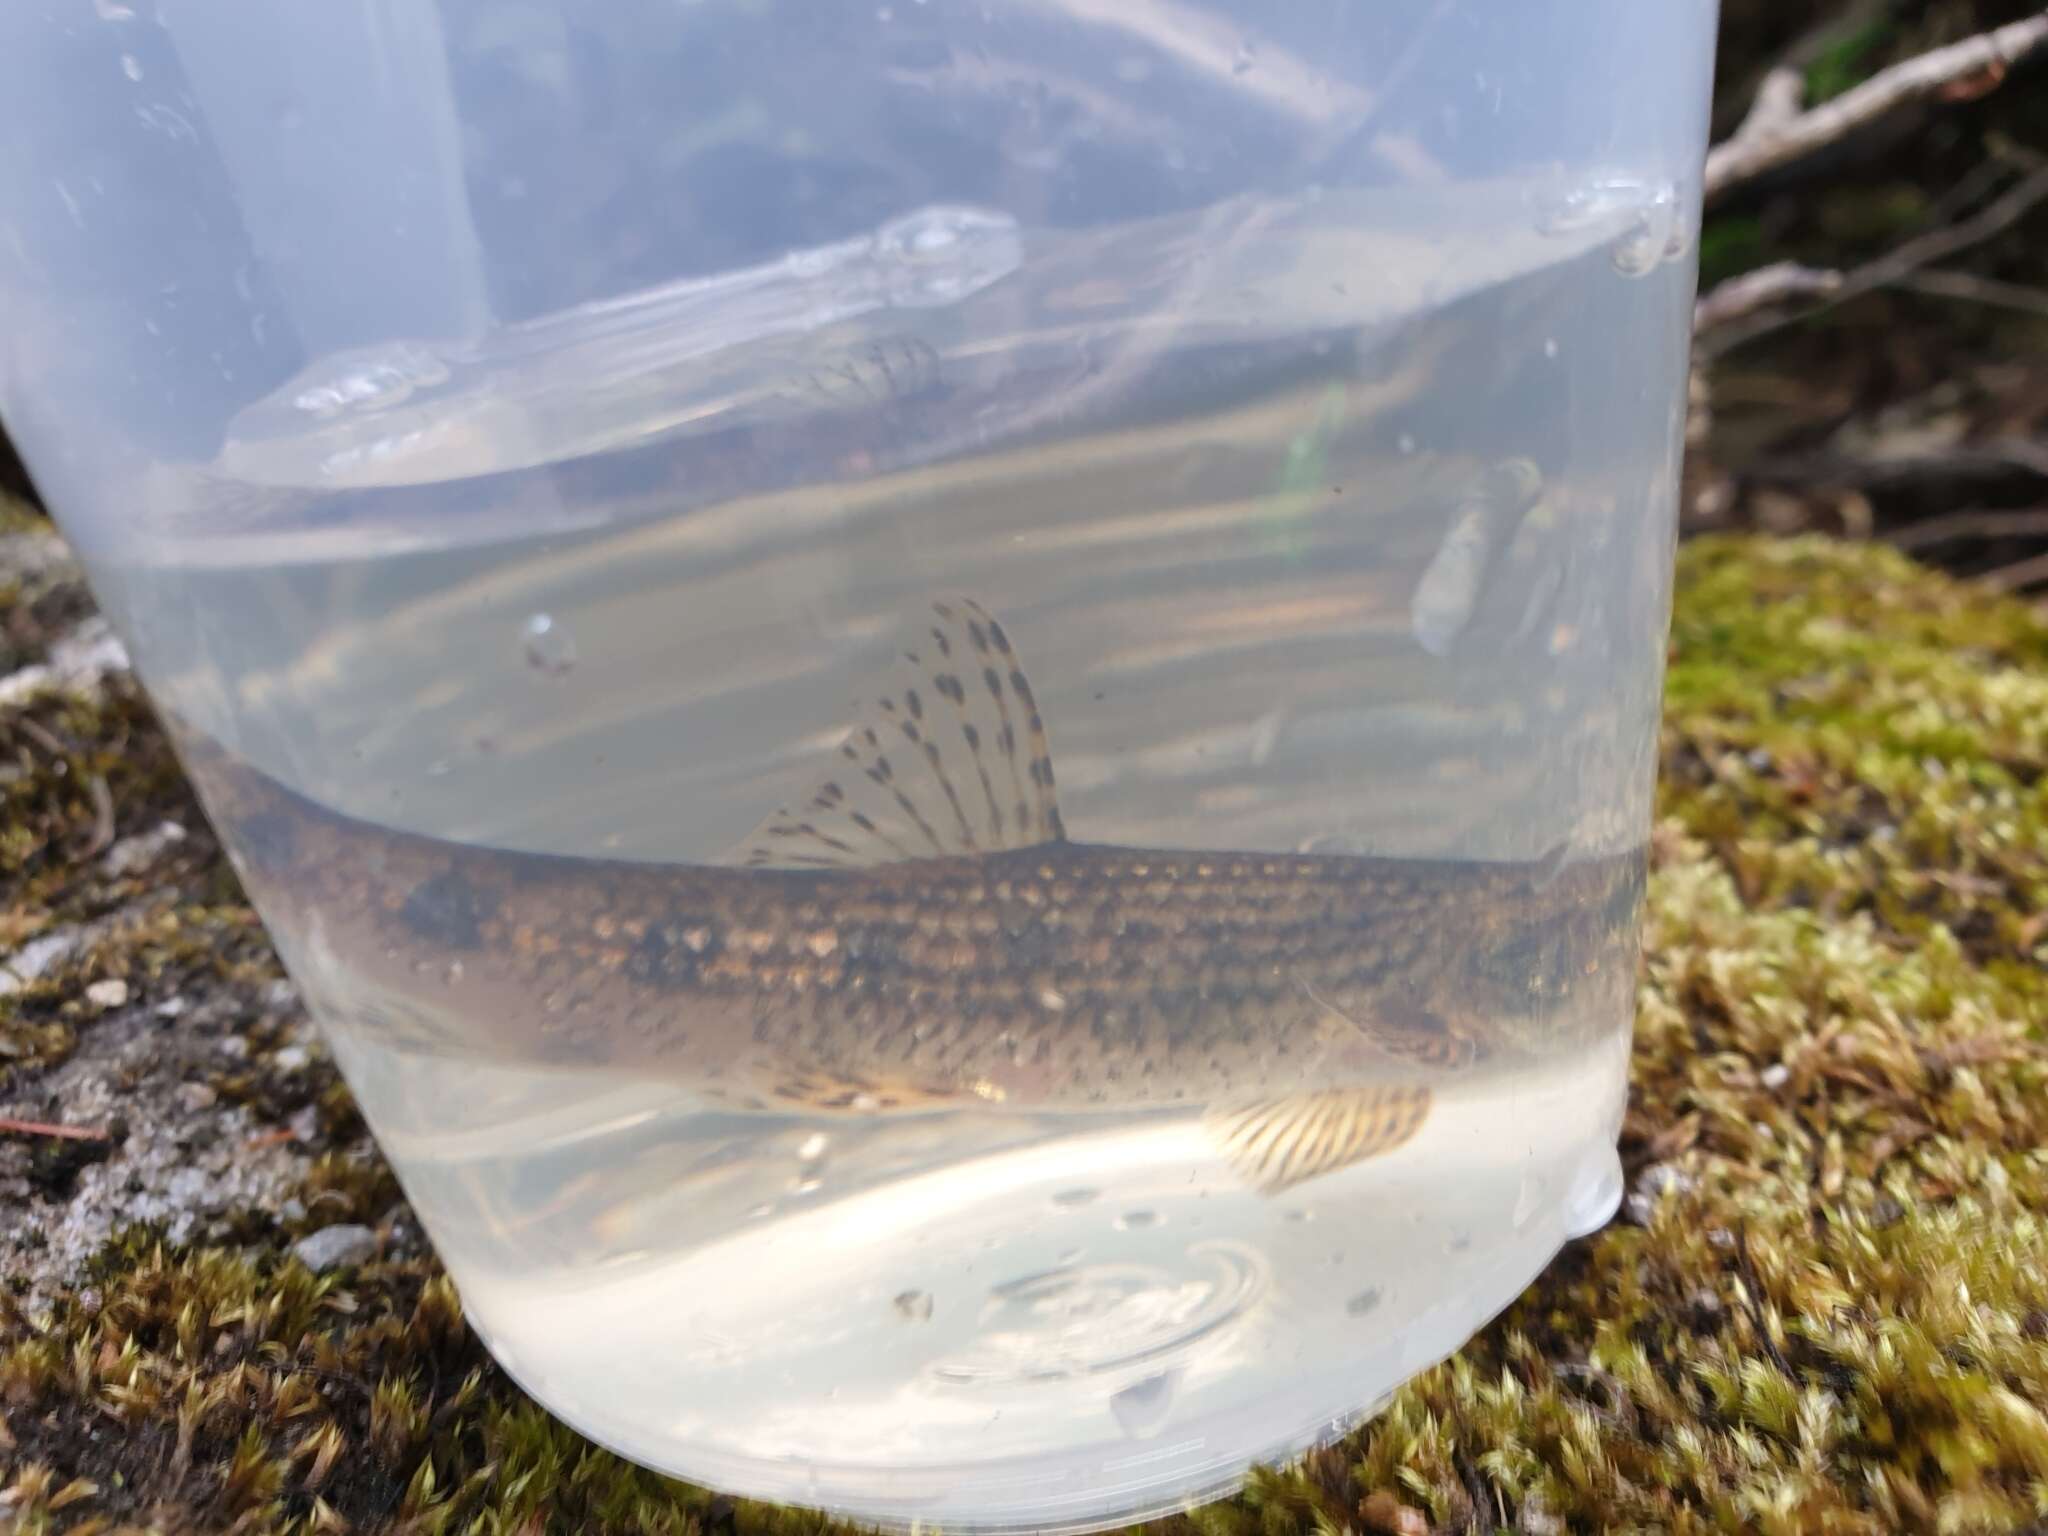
[173,598,1642,1194]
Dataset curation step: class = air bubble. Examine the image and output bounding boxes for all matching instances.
[871,205,1023,309]
[790,1132,831,1194]
[522,613,577,675]
[1114,1209,1160,1230]
[1110,1370,1181,1439]
[1539,175,1665,235]
[1051,1187,1099,1209]
[1617,192,1685,276]
[291,342,449,418]
[1610,229,1663,277]
[1345,1286,1382,1317]
[1409,502,1492,658]
[1663,200,1699,261]
[1410,457,1546,658]
[1537,175,1686,278]
[1564,1146,1624,1237]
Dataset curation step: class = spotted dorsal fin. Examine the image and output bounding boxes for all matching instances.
[734,598,1066,869]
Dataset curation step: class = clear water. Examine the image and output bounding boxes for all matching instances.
[71,179,1688,1530]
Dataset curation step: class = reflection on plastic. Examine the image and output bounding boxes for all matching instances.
[219,204,1024,489]
[206,181,1660,506]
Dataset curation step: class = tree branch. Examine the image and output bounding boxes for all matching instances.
[1888,268,2048,320]
[1697,163,2048,352]
[1703,13,2048,203]
[1728,67,1807,149]
[1740,442,2048,491]
[0,1115,111,1141]
[1978,548,2048,592]
[1886,507,2048,551]
[1693,262,1844,332]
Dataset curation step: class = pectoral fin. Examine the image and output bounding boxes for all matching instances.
[1207,1085,1431,1194]
[1304,983,1481,1072]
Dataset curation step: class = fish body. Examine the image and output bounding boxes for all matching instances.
[171,597,1643,1189]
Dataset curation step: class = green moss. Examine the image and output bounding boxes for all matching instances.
[1804,19,1891,105]
[0,519,271,1091]
[0,676,260,1090]
[1662,536,2048,973]
[5,534,2048,1534]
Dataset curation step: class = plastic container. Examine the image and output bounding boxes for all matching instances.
[0,4,1717,1529]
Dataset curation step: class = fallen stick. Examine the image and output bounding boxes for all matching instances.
[0,1115,111,1142]
[1978,549,2048,593]
[1697,164,2048,353]
[1704,13,2048,202]
[1693,261,1843,332]
[1886,508,2048,551]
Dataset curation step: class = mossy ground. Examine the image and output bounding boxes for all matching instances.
[2,526,2044,1534]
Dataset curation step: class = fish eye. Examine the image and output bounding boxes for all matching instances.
[1477,923,1575,1001]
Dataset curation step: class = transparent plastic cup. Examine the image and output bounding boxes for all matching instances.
[0,4,1716,1529]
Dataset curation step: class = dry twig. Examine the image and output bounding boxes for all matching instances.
[82,773,115,858]
[1727,67,1807,151]
[0,1115,111,1142]
[1699,164,2048,353]
[1978,548,2048,592]
[1743,441,2048,490]
[1694,262,1844,332]
[1887,507,2048,550]
[1704,13,2048,202]
[1887,268,2048,320]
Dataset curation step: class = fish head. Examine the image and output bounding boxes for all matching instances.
[1451,849,1647,1053]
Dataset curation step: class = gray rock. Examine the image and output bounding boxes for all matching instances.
[291,1224,379,1273]
[0,925,84,995]
[175,1081,218,1113]
[101,820,188,878]
[85,978,130,1010]
[0,617,130,708]
[1623,1161,1697,1226]
[2,993,316,1305]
